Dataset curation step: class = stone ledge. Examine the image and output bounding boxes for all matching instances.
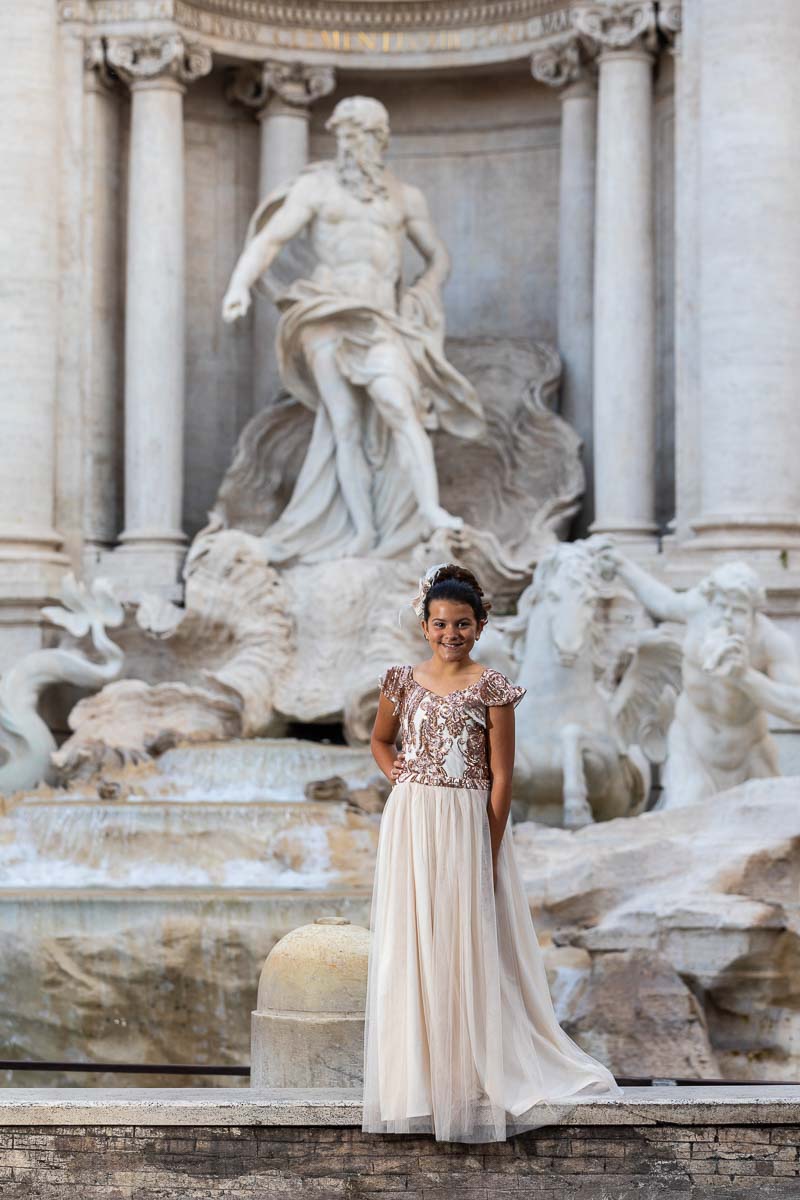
[1,1085,800,1127]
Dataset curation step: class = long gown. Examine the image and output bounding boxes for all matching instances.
[361,664,621,1143]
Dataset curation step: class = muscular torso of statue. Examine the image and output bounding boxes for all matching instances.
[307,173,406,312]
[681,619,771,768]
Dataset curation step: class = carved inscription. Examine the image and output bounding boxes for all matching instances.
[69,0,574,57]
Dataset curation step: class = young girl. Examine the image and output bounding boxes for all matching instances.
[362,563,620,1143]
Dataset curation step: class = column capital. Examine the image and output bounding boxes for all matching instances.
[105,33,212,92]
[657,1,682,52]
[531,37,596,94]
[573,1,657,56]
[84,35,115,93]
[226,60,335,118]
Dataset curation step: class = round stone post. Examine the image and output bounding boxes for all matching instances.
[0,0,68,623]
[692,0,800,552]
[228,62,335,409]
[532,39,597,533]
[107,36,212,592]
[577,2,658,550]
[251,918,370,1088]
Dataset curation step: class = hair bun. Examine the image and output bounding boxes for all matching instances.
[429,563,492,615]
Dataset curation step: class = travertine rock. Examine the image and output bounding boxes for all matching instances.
[560,950,718,1079]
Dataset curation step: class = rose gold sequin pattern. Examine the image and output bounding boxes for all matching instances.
[379,665,526,790]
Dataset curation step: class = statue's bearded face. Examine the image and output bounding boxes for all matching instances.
[334,122,388,201]
[707,587,754,639]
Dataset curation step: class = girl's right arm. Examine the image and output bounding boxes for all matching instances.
[371,693,403,782]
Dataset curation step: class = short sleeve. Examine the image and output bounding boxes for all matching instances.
[379,664,408,716]
[479,669,526,709]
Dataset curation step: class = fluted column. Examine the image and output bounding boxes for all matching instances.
[106,35,212,590]
[0,0,68,612]
[691,0,800,552]
[228,61,335,408]
[577,2,658,550]
[532,39,597,533]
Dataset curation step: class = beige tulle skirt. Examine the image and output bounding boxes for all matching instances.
[362,781,621,1143]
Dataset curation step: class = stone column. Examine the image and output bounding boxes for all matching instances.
[81,41,124,563]
[532,39,597,533]
[691,0,800,554]
[577,2,658,550]
[228,62,335,408]
[106,35,212,591]
[0,0,68,631]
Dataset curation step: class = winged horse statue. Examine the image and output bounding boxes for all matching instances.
[502,539,681,828]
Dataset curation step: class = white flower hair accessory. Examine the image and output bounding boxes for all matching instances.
[410,562,449,619]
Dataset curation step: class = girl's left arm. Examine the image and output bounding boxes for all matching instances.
[486,703,516,887]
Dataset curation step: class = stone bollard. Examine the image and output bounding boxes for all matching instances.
[250,916,370,1088]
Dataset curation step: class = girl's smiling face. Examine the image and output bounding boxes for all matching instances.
[422,599,484,662]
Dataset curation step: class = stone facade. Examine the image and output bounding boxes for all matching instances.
[14,0,800,659]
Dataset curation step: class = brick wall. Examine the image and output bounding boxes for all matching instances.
[1,1122,799,1199]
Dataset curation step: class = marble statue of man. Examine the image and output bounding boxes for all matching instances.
[222,95,485,563]
[598,549,800,806]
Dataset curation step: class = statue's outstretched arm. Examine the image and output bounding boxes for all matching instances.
[739,625,800,723]
[595,543,695,624]
[222,179,316,321]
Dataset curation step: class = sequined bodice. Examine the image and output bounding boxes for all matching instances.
[380,664,526,790]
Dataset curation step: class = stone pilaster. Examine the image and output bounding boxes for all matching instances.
[689,0,800,557]
[532,38,597,533]
[227,60,335,408]
[576,1,658,551]
[106,34,212,594]
[0,0,69,651]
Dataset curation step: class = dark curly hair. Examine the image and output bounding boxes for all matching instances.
[423,564,491,624]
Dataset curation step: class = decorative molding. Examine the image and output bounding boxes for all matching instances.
[70,0,568,32]
[105,32,213,87]
[60,0,579,66]
[61,1,674,66]
[573,1,656,53]
[227,60,336,113]
[531,35,594,89]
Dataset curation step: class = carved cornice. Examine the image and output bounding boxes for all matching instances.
[69,0,568,32]
[61,0,673,69]
[573,1,656,54]
[61,0,577,68]
[105,32,213,87]
[227,60,335,113]
[531,35,594,89]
